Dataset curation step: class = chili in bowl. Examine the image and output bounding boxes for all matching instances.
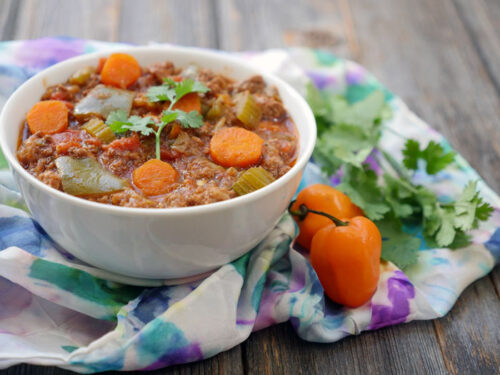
[0,46,316,280]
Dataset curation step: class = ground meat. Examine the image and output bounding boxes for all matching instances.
[256,95,287,120]
[38,170,62,190]
[161,181,235,207]
[17,133,57,172]
[198,69,234,96]
[99,147,148,177]
[236,75,266,94]
[148,62,181,81]
[170,131,207,157]
[184,157,225,180]
[89,188,158,208]
[260,141,292,178]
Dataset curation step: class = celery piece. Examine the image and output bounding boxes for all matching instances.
[74,85,135,119]
[69,66,96,85]
[82,118,116,143]
[206,102,222,120]
[55,156,127,196]
[235,92,261,129]
[232,167,275,196]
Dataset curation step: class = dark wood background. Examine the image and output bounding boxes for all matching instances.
[1,0,499,374]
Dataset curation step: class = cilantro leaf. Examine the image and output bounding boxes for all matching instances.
[402,139,420,170]
[174,79,209,101]
[337,165,391,220]
[147,78,209,104]
[106,110,155,136]
[147,85,176,103]
[434,208,456,247]
[421,141,455,174]
[173,110,204,129]
[454,181,493,230]
[383,174,415,219]
[402,139,454,175]
[305,82,331,120]
[333,90,386,131]
[313,124,378,170]
[161,110,178,124]
[376,218,420,269]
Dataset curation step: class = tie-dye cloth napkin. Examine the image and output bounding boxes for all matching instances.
[0,38,499,373]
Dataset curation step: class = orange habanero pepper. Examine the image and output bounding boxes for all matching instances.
[289,202,381,308]
[290,184,363,251]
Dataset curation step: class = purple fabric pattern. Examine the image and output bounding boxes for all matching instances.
[369,271,415,330]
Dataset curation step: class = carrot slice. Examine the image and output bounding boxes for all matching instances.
[210,127,264,168]
[172,92,201,113]
[96,57,107,74]
[100,53,141,89]
[133,159,178,196]
[26,100,68,134]
[169,123,181,139]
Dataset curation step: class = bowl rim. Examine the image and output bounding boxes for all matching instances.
[0,45,316,217]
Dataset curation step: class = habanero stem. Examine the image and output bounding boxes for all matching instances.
[288,200,349,227]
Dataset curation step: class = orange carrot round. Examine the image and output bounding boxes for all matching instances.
[26,100,68,134]
[210,127,264,168]
[133,159,178,196]
[100,53,141,89]
[173,92,201,113]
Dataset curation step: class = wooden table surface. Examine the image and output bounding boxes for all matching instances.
[1,0,499,374]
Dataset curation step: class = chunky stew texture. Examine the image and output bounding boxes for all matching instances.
[17,53,298,208]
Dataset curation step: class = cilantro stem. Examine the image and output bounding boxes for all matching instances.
[379,150,414,181]
[154,101,176,159]
[382,125,407,140]
[288,201,349,227]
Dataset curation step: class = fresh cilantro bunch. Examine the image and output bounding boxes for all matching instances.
[306,82,493,269]
[106,78,209,159]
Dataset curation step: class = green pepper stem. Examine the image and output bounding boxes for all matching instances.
[288,200,349,227]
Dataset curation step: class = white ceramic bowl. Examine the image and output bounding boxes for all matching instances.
[0,46,316,279]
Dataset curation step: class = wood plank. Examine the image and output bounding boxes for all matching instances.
[244,321,447,375]
[0,0,21,41]
[118,0,218,47]
[13,0,120,41]
[215,0,355,57]
[1,345,243,375]
[490,267,500,298]
[453,0,500,94]
[433,276,500,375]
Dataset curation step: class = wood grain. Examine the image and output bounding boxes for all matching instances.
[14,0,120,41]
[118,0,218,47]
[433,278,500,375]
[453,0,500,94]
[215,0,355,57]
[1,345,243,375]
[245,322,447,375]
[0,0,20,41]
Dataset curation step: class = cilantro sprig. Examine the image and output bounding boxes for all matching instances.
[402,139,455,175]
[306,82,493,269]
[106,78,209,159]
